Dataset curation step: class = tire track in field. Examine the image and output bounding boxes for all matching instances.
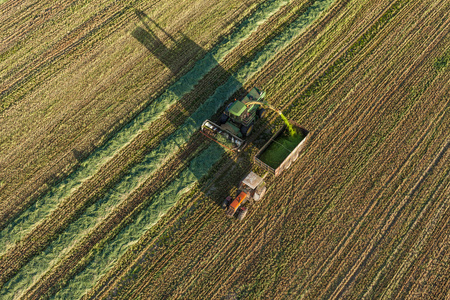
[264,0,401,113]
[273,76,447,298]
[274,1,446,296]
[0,0,288,254]
[318,84,450,298]
[318,18,450,299]
[331,138,450,299]
[293,55,449,299]
[262,0,430,282]
[0,1,128,106]
[398,200,450,298]
[0,1,71,53]
[393,173,450,298]
[364,152,450,299]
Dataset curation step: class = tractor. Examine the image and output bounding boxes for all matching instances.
[201,87,267,152]
[222,172,267,221]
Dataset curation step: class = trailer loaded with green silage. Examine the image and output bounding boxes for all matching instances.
[254,121,310,176]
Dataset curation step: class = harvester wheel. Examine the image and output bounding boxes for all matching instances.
[257,108,266,119]
[240,123,254,137]
[218,113,229,125]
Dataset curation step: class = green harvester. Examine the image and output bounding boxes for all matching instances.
[201,87,267,151]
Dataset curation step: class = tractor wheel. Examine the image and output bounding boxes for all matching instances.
[257,108,266,119]
[240,123,254,137]
[222,196,232,209]
[218,113,229,125]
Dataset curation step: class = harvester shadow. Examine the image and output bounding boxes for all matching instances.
[132,11,259,213]
[132,9,205,74]
[132,10,246,147]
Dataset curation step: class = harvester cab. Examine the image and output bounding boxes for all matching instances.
[201,87,267,152]
[223,172,267,220]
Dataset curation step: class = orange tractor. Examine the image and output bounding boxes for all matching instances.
[222,172,267,220]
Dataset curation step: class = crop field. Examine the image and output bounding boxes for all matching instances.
[0,0,449,299]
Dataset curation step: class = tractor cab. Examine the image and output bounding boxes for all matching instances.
[239,171,266,201]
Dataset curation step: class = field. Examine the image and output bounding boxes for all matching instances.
[0,0,449,299]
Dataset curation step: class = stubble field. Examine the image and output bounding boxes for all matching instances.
[0,0,449,299]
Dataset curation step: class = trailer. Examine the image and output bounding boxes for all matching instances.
[254,121,310,176]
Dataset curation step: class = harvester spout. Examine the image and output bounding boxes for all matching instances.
[245,100,282,115]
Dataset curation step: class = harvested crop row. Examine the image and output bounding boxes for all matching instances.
[396,194,450,298]
[256,14,450,300]
[359,141,450,299]
[296,77,450,298]
[252,0,396,109]
[303,22,450,300]
[262,14,448,300]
